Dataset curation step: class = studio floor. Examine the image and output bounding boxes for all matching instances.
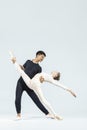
[0,115,87,130]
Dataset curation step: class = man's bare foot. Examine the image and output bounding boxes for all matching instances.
[17,113,21,117]
[46,113,55,119]
[16,114,21,120]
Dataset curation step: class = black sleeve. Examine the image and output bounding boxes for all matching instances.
[23,60,28,68]
[39,65,42,73]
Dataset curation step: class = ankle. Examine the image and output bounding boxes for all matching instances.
[17,113,21,117]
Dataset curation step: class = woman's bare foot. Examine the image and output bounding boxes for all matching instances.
[11,57,16,64]
[9,51,16,63]
[55,115,63,120]
[46,113,63,120]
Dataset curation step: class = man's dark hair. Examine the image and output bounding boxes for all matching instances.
[36,50,46,57]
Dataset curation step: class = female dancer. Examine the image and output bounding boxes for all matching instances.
[9,52,76,120]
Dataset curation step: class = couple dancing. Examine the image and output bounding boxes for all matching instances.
[9,50,76,120]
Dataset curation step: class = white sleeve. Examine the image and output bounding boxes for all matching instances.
[51,80,68,90]
[46,76,68,90]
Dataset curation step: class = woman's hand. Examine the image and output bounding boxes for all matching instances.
[67,89,77,97]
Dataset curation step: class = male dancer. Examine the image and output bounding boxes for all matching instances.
[13,50,49,119]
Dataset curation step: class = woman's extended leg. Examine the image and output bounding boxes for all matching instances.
[15,62,33,90]
[9,51,32,89]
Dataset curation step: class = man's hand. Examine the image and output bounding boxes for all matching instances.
[20,65,25,70]
[39,76,44,83]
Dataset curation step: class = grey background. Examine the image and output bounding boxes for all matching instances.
[0,0,87,118]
